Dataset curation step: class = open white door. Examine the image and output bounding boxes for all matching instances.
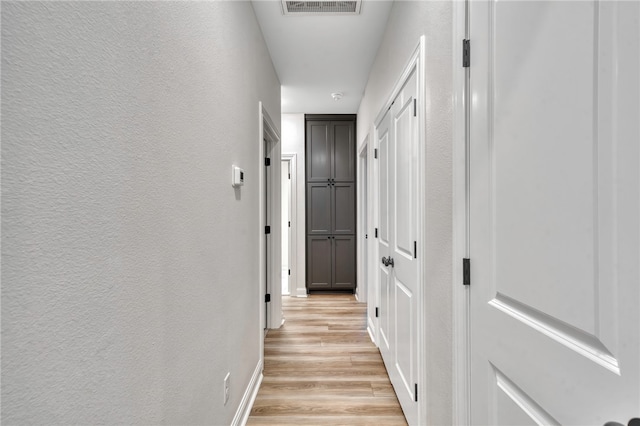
[469,1,640,424]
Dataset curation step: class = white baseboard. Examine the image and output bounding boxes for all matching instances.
[367,323,377,346]
[295,288,308,298]
[231,360,263,426]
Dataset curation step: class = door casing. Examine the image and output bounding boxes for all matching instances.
[281,154,297,298]
[258,102,282,347]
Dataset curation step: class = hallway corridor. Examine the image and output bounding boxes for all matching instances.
[247,294,407,425]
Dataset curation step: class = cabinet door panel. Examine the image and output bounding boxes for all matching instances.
[307,121,331,182]
[307,183,331,234]
[332,121,355,181]
[332,236,356,289]
[307,236,332,290]
[332,183,356,234]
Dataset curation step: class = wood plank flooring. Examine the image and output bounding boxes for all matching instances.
[247,294,407,425]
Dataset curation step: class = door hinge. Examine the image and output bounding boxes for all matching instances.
[374,148,378,159]
[264,157,271,166]
[265,225,271,234]
[265,293,271,303]
[463,39,470,68]
[365,234,368,239]
[288,173,290,179]
[463,258,471,285]
[413,99,417,117]
[375,307,379,318]
[288,269,291,276]
[414,383,418,402]
[288,221,291,227]
[414,241,417,259]
[375,228,378,238]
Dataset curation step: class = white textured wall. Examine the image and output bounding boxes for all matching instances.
[1,2,280,424]
[281,114,307,298]
[357,1,453,424]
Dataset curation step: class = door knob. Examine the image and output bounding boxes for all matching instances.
[388,257,394,267]
[605,419,640,426]
[381,256,388,266]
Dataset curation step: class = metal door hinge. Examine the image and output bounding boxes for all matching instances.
[264,157,271,166]
[375,228,378,238]
[265,293,271,303]
[288,269,291,276]
[414,241,417,259]
[463,258,470,285]
[413,99,417,117]
[288,173,290,179]
[375,307,379,318]
[463,39,470,68]
[414,384,418,402]
[288,221,291,227]
[374,148,378,159]
[265,225,271,234]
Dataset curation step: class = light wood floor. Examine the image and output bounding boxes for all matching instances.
[247,294,408,425]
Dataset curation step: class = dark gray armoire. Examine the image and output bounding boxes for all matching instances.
[305,115,356,292]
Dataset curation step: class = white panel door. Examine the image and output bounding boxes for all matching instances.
[377,68,420,425]
[469,1,640,424]
[377,110,393,361]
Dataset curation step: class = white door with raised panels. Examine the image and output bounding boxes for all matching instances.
[377,68,420,425]
[469,1,640,424]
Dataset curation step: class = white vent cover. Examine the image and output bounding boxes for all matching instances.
[281,1,362,15]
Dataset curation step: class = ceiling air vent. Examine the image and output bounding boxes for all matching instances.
[281,1,362,16]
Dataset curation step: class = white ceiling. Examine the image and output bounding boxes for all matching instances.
[251,0,394,114]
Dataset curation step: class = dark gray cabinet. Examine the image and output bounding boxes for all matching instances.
[332,236,356,289]
[307,183,331,234]
[306,115,356,291]
[306,120,355,182]
[307,236,332,289]
[306,182,355,235]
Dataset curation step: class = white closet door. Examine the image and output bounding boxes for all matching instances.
[469,1,640,424]
[377,68,420,425]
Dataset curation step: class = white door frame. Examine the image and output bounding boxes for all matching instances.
[367,127,379,344]
[258,102,282,345]
[356,137,369,304]
[371,36,427,425]
[281,153,297,299]
[452,0,471,424]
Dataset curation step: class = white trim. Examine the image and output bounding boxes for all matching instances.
[373,42,423,128]
[258,102,266,363]
[231,360,263,426]
[369,120,379,347]
[452,0,471,424]
[366,322,377,345]
[415,36,427,426]
[371,36,427,426]
[281,153,297,299]
[259,103,283,336]
[356,137,369,304]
